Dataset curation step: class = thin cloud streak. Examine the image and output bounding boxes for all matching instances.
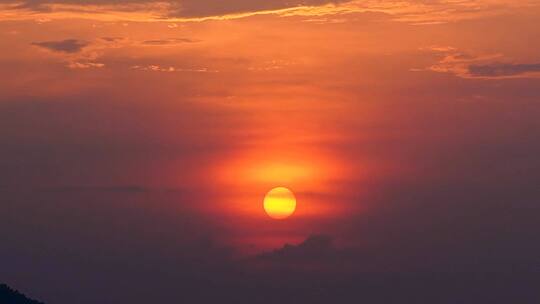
[1,0,537,23]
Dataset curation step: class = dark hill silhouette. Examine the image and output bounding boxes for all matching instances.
[0,284,45,304]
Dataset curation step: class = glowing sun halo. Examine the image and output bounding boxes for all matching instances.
[263,187,296,219]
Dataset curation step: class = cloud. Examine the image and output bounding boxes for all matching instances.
[417,46,540,79]
[67,61,105,69]
[247,235,380,273]
[141,38,198,45]
[1,0,536,24]
[255,234,334,261]
[2,0,352,19]
[131,64,218,73]
[166,0,351,18]
[100,36,124,42]
[31,39,88,53]
[30,38,111,69]
[468,62,540,77]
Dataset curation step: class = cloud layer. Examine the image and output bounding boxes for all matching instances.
[6,0,351,18]
[2,0,537,22]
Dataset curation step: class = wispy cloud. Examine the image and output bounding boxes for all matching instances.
[1,0,537,23]
[415,46,540,79]
[67,61,105,69]
[28,36,201,70]
[131,64,218,73]
[141,38,198,45]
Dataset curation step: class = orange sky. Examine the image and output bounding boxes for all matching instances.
[1,0,540,255]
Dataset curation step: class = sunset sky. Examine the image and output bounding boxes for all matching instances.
[1,1,540,303]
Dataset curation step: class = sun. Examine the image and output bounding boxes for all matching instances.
[263,187,297,219]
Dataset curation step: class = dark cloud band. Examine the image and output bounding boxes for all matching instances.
[468,63,540,77]
[31,39,88,53]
